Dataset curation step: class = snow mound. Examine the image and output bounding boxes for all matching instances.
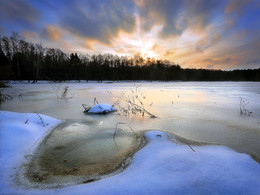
[88,104,115,114]
[61,130,260,194]
[0,111,61,194]
[145,130,169,140]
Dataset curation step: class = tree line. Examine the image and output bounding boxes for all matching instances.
[1,33,259,82]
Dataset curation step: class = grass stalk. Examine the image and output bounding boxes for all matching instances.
[113,122,139,140]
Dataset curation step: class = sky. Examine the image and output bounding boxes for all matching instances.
[1,0,260,70]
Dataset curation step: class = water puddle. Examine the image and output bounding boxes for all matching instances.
[21,120,144,188]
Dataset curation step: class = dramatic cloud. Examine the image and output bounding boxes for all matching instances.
[1,0,260,69]
[41,25,62,41]
[136,0,184,37]
[59,0,136,44]
[0,0,40,31]
[194,26,222,52]
[136,0,226,38]
[225,0,253,14]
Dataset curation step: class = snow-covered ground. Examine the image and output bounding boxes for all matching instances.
[1,111,260,194]
[0,111,61,193]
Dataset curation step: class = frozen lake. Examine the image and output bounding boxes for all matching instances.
[1,81,260,176]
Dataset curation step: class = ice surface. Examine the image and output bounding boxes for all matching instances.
[0,112,260,194]
[88,104,116,114]
[1,81,260,193]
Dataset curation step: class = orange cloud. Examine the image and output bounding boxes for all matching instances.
[43,25,62,41]
[82,40,95,50]
[115,48,137,56]
[152,43,159,51]
[163,50,175,57]
[23,31,39,41]
[225,0,250,14]
[193,25,222,53]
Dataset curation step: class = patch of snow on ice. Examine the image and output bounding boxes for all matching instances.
[88,104,115,114]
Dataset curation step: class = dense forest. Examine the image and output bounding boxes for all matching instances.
[1,33,259,82]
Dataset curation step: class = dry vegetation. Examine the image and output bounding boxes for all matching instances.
[113,86,157,118]
[0,91,13,104]
[239,97,252,116]
[113,122,139,140]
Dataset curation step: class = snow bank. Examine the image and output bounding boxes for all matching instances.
[0,111,61,194]
[0,112,260,194]
[57,131,260,194]
[88,104,116,114]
